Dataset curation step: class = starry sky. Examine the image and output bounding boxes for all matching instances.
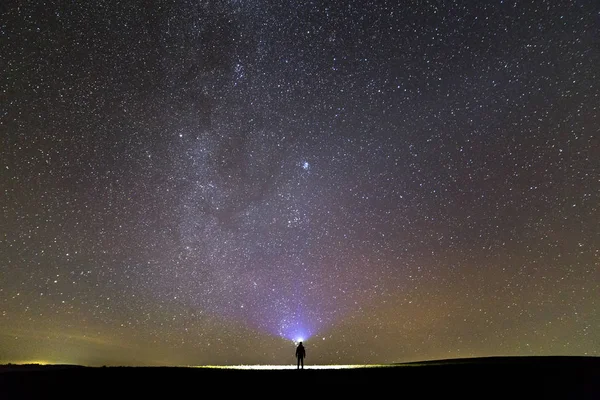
[1,0,599,366]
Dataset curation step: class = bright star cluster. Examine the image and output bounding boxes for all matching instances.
[1,0,598,366]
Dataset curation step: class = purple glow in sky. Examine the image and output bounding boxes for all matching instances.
[1,0,598,366]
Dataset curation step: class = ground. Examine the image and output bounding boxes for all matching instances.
[1,356,598,399]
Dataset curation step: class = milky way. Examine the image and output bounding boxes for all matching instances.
[1,0,598,366]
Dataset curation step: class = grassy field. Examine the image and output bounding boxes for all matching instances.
[1,356,598,398]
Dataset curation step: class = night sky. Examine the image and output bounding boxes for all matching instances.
[1,0,598,367]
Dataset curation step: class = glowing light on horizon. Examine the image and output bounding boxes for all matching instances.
[194,364,385,370]
[9,360,56,365]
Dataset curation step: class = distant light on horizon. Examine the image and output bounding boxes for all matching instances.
[9,360,56,366]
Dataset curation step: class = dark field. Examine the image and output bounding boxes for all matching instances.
[1,356,598,399]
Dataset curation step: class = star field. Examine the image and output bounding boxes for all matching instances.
[1,0,598,366]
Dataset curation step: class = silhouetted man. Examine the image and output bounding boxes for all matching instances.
[295,341,306,369]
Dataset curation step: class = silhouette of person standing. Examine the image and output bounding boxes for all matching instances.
[295,341,306,369]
